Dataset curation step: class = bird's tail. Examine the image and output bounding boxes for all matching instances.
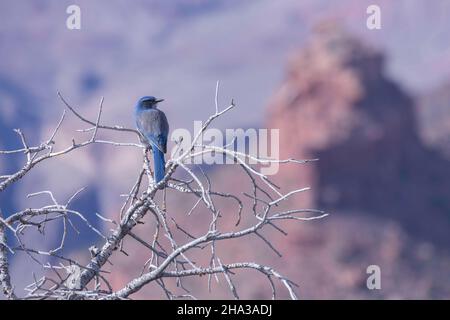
[152,147,166,185]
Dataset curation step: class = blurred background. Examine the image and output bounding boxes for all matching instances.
[0,0,450,299]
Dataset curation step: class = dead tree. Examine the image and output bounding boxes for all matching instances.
[0,83,327,300]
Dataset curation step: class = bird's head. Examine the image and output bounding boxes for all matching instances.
[137,96,164,109]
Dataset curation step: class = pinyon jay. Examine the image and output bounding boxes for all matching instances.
[135,96,169,185]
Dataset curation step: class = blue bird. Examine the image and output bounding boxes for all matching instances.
[135,96,169,186]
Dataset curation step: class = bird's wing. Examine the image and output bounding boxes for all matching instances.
[136,109,169,153]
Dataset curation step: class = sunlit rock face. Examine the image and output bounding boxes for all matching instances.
[417,80,450,159]
[267,24,450,247]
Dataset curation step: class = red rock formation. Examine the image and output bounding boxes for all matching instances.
[267,24,450,247]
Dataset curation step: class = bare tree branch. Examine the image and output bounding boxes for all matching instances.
[0,83,327,300]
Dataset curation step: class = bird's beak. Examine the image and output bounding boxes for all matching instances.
[155,98,164,103]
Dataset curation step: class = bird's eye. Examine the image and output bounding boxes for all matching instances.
[142,100,154,108]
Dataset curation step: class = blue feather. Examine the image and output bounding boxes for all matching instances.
[152,143,166,183]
